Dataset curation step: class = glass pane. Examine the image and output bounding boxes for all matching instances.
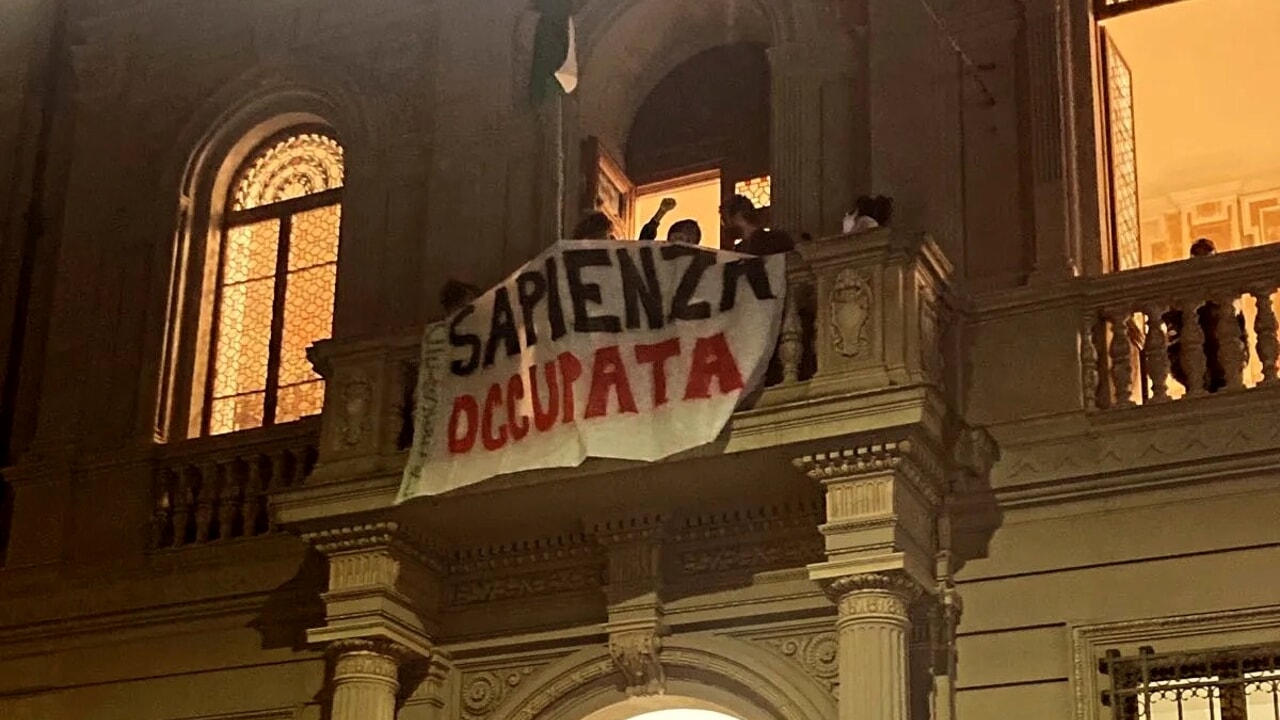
[209,392,266,436]
[276,381,325,424]
[734,175,772,209]
[232,133,345,211]
[288,204,341,271]
[278,264,336,387]
[221,219,279,284]
[211,277,274,400]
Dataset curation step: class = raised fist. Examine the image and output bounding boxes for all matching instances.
[659,197,677,213]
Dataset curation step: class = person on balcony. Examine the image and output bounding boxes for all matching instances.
[721,194,793,256]
[440,279,481,315]
[637,197,702,245]
[842,195,895,234]
[1162,238,1247,393]
[571,211,614,240]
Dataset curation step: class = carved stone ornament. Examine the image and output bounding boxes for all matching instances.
[827,572,925,619]
[461,665,540,720]
[340,377,373,446]
[829,268,872,357]
[609,629,666,696]
[763,633,839,695]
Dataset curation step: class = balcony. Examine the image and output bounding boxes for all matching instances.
[265,230,983,537]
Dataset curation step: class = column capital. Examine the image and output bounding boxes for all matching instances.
[824,568,926,602]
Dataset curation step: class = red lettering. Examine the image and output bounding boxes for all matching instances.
[481,383,507,450]
[530,360,560,432]
[586,345,638,418]
[684,332,744,399]
[448,394,479,454]
[507,373,530,441]
[558,351,583,424]
[635,338,681,407]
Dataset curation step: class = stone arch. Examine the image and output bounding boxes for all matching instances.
[151,61,371,440]
[487,635,836,720]
[566,0,860,237]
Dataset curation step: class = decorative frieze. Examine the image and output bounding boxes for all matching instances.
[450,567,599,607]
[679,537,824,575]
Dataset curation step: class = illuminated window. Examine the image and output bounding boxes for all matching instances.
[206,131,343,435]
[734,175,771,210]
[1099,644,1280,720]
[634,170,723,248]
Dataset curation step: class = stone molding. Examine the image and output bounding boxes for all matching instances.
[1070,604,1280,720]
[484,636,836,720]
[451,566,600,607]
[302,521,445,572]
[795,439,947,506]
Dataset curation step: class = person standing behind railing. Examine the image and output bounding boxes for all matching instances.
[1163,238,1247,393]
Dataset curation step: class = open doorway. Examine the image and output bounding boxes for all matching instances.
[579,43,770,247]
[1097,0,1280,269]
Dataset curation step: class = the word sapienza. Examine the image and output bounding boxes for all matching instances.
[447,332,743,455]
[447,244,776,377]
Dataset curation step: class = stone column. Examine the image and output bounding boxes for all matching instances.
[330,639,407,720]
[829,573,921,720]
[594,514,668,696]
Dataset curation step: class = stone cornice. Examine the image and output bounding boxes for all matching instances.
[795,438,948,506]
[449,531,599,575]
[671,500,824,543]
[301,521,446,572]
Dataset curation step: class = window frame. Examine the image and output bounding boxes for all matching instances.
[201,126,343,437]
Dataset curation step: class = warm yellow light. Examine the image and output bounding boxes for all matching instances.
[626,711,741,720]
[634,173,723,249]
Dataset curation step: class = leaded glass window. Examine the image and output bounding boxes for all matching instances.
[734,175,772,210]
[206,130,343,435]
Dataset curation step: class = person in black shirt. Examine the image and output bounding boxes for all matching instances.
[1163,238,1247,393]
[720,194,793,256]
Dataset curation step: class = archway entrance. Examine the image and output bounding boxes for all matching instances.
[579,696,746,720]
[628,712,744,720]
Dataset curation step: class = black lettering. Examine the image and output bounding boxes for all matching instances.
[516,269,547,347]
[449,305,482,376]
[661,244,714,322]
[545,256,568,341]
[617,246,664,331]
[719,256,777,312]
[483,287,520,367]
[563,248,622,333]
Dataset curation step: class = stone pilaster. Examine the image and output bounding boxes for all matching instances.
[768,31,868,237]
[330,639,411,720]
[828,572,923,720]
[593,514,669,696]
[302,522,444,716]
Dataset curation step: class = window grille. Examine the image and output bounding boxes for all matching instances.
[206,130,343,435]
[1100,645,1280,720]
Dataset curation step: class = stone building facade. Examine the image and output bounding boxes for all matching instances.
[2,0,1279,719]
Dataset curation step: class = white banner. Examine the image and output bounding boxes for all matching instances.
[397,240,786,500]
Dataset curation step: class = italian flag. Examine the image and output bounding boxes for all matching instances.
[530,0,578,105]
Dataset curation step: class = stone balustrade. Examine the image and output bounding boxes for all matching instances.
[282,230,957,506]
[1081,244,1280,411]
[150,419,319,549]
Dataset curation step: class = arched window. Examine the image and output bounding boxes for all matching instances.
[204,129,344,435]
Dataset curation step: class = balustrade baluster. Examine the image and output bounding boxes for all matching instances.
[194,462,218,544]
[1180,298,1208,397]
[172,467,195,547]
[242,457,264,537]
[1215,291,1246,392]
[1081,312,1101,411]
[1252,284,1280,385]
[1141,304,1170,403]
[1107,310,1135,409]
[778,287,803,383]
[218,461,242,540]
[268,450,286,490]
[152,470,174,549]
